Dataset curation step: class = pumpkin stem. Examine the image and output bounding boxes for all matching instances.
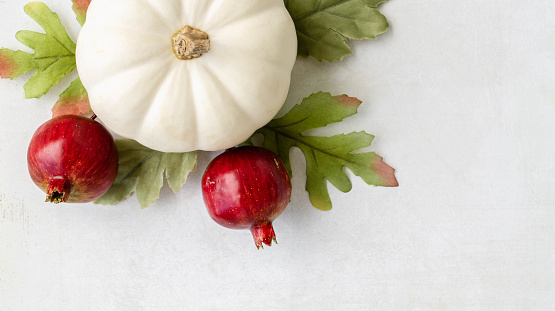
[172,26,210,60]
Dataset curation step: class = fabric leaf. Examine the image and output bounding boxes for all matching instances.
[284,0,389,62]
[52,77,92,117]
[0,49,36,79]
[94,140,198,209]
[72,0,92,26]
[255,92,398,210]
[0,2,76,98]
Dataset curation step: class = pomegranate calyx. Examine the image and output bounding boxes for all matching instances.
[47,191,65,204]
[46,177,70,204]
[251,221,277,250]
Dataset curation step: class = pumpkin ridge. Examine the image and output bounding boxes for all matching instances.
[202,62,256,126]
[88,58,172,138]
[86,49,169,90]
[136,61,188,150]
[200,0,278,32]
[142,0,177,32]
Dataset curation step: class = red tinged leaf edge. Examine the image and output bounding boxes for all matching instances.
[0,50,16,78]
[72,0,92,25]
[334,94,362,108]
[335,94,398,188]
[335,94,399,187]
[371,157,399,187]
[52,97,91,118]
[51,78,92,118]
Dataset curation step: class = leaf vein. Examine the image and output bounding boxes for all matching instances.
[51,35,74,55]
[296,28,320,44]
[33,55,73,61]
[294,0,353,22]
[118,152,156,183]
[272,116,311,129]
[265,126,362,167]
[152,153,164,184]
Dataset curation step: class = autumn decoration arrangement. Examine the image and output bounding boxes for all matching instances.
[0,0,397,248]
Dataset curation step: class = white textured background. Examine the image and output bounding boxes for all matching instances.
[1,0,555,310]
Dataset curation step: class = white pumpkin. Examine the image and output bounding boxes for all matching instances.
[76,0,297,152]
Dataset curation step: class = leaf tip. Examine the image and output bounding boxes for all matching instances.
[51,98,92,118]
[23,1,47,14]
[0,53,14,79]
[52,78,92,118]
[334,95,362,108]
[309,193,333,211]
[371,157,398,187]
[138,194,159,209]
[72,0,92,25]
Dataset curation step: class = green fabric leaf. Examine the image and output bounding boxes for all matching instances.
[0,49,36,79]
[72,0,92,26]
[285,0,389,62]
[0,2,76,98]
[52,77,92,117]
[256,92,398,210]
[94,140,198,209]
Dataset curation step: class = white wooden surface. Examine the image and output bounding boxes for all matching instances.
[1,0,554,310]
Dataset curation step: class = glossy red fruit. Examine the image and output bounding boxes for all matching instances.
[201,146,292,249]
[27,115,119,203]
